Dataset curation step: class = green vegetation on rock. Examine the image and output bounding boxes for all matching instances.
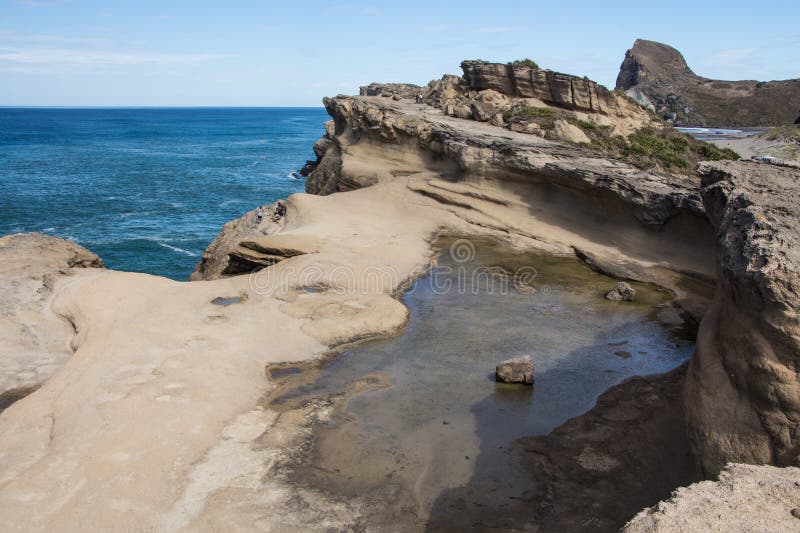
[565,120,738,171]
[508,58,539,70]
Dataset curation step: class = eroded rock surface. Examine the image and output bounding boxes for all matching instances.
[461,60,614,113]
[0,233,102,409]
[308,96,705,227]
[685,160,800,475]
[624,463,800,533]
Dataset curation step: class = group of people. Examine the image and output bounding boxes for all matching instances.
[256,200,286,225]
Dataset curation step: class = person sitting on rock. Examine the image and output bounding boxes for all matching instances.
[271,201,286,222]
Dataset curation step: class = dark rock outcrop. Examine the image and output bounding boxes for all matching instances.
[685,160,800,475]
[616,39,800,127]
[461,60,614,113]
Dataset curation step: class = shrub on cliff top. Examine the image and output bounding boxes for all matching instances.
[509,59,539,70]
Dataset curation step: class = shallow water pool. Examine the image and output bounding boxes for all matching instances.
[267,237,696,529]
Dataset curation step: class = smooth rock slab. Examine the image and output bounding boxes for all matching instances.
[495,356,534,384]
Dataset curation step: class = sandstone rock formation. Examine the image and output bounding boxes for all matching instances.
[495,356,534,384]
[685,160,800,475]
[623,463,800,532]
[616,39,800,127]
[320,60,737,179]
[307,96,707,226]
[461,60,613,113]
[0,233,102,411]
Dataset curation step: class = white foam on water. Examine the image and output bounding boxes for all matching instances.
[155,240,198,257]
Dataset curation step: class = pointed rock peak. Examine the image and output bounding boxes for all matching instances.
[616,39,693,90]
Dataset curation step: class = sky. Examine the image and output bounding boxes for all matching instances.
[1,0,798,107]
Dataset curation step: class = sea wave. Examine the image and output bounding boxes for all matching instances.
[154,240,198,257]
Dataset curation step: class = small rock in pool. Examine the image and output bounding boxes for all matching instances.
[605,282,636,302]
[495,356,534,385]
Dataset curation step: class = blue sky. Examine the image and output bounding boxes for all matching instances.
[1,0,798,106]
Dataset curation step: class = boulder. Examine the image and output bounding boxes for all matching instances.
[496,356,534,384]
[605,282,636,301]
[554,119,591,144]
[470,101,495,122]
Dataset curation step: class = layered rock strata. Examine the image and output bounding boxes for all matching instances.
[461,60,614,113]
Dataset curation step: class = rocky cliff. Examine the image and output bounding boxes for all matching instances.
[307,95,703,220]
[616,39,800,127]
[461,60,614,113]
[304,59,737,183]
[303,95,718,279]
[685,160,800,475]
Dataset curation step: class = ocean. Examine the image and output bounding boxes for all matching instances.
[0,107,328,280]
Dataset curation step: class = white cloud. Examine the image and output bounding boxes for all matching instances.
[0,47,236,65]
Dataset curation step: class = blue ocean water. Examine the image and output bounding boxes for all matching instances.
[0,107,328,280]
